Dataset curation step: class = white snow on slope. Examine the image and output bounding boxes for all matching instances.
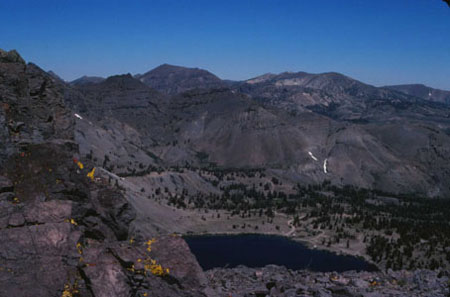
[323,158,328,174]
[74,113,83,120]
[308,151,318,161]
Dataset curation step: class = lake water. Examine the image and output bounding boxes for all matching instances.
[184,234,378,272]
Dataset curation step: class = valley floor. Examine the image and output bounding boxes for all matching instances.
[119,174,376,268]
[101,168,450,272]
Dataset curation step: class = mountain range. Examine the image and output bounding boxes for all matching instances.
[59,61,450,198]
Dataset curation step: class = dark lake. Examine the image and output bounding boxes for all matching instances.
[184,234,378,272]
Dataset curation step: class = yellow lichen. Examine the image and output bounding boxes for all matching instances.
[77,161,84,170]
[145,238,156,252]
[144,262,167,276]
[125,238,171,277]
[61,281,79,297]
[141,239,170,276]
[87,167,96,180]
[76,243,83,255]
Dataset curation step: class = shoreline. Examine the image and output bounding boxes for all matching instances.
[180,229,380,271]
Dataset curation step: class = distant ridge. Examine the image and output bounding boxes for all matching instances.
[70,75,105,86]
[47,70,65,82]
[384,84,450,105]
[135,64,225,94]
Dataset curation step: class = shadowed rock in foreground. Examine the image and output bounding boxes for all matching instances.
[0,49,209,297]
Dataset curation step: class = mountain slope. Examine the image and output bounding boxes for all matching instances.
[63,65,450,197]
[73,73,166,131]
[385,84,450,105]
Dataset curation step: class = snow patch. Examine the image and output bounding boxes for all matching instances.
[74,113,83,120]
[308,151,318,161]
[323,158,328,174]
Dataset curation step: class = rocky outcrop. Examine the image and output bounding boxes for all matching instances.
[76,235,209,297]
[0,50,209,297]
[0,49,25,64]
[0,54,74,166]
[207,265,449,297]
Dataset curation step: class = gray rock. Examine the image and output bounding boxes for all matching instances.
[350,278,369,289]
[327,285,360,297]
[310,287,332,297]
[206,267,449,297]
[283,288,299,297]
[0,191,14,201]
[0,49,25,64]
[0,176,13,193]
[8,212,25,227]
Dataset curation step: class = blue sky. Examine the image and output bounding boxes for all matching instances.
[1,0,449,89]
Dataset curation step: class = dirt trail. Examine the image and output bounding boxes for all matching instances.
[285,218,295,236]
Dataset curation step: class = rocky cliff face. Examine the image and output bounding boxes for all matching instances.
[0,50,73,165]
[0,49,209,297]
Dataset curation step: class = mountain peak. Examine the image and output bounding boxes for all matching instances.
[245,70,372,95]
[136,64,225,94]
[106,73,133,80]
[70,75,105,86]
[47,70,65,82]
[0,49,25,64]
[152,63,195,72]
[98,73,149,89]
[246,73,276,84]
